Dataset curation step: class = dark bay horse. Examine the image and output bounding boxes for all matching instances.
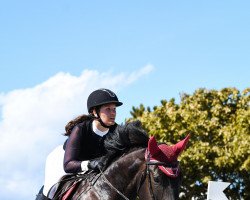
[51,121,190,200]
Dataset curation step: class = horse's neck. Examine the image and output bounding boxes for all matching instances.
[104,148,146,199]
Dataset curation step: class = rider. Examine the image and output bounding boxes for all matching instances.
[36,88,123,200]
[63,88,123,173]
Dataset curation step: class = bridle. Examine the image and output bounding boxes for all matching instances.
[100,160,158,200]
[144,152,163,200]
[138,149,180,200]
[100,148,180,200]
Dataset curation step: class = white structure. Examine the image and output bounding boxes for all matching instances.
[207,181,230,200]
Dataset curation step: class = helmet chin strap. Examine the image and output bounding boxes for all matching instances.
[98,118,111,129]
[92,106,111,129]
[96,112,111,129]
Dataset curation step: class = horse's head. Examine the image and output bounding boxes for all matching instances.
[138,134,190,200]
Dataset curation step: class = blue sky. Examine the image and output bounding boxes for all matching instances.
[0,1,249,200]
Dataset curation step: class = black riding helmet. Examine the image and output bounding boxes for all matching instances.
[87,88,123,113]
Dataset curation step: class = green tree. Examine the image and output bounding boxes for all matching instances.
[129,87,250,199]
[130,104,151,118]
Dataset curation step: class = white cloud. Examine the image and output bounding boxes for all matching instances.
[0,66,153,200]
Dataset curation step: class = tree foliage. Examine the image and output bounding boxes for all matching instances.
[129,87,250,199]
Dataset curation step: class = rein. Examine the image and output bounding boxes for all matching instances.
[99,148,178,200]
[100,148,167,200]
[62,148,180,200]
[99,168,130,200]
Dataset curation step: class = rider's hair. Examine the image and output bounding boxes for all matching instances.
[64,114,94,136]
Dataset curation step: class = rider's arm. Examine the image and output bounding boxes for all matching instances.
[63,125,84,173]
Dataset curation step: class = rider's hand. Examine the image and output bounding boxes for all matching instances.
[87,159,104,172]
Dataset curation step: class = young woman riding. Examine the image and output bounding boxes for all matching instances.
[63,88,123,173]
[36,88,123,200]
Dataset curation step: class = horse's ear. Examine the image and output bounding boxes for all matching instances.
[148,136,161,156]
[172,134,190,157]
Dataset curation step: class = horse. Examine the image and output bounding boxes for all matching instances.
[49,121,190,200]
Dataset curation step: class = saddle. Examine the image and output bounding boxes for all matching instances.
[48,171,100,200]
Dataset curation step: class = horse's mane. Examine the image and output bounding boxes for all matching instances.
[104,120,149,152]
[102,120,149,167]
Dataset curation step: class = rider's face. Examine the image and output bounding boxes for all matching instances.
[99,103,117,126]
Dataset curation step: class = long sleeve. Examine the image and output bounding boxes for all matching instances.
[63,126,83,173]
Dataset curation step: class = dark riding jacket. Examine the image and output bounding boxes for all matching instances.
[63,119,117,173]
